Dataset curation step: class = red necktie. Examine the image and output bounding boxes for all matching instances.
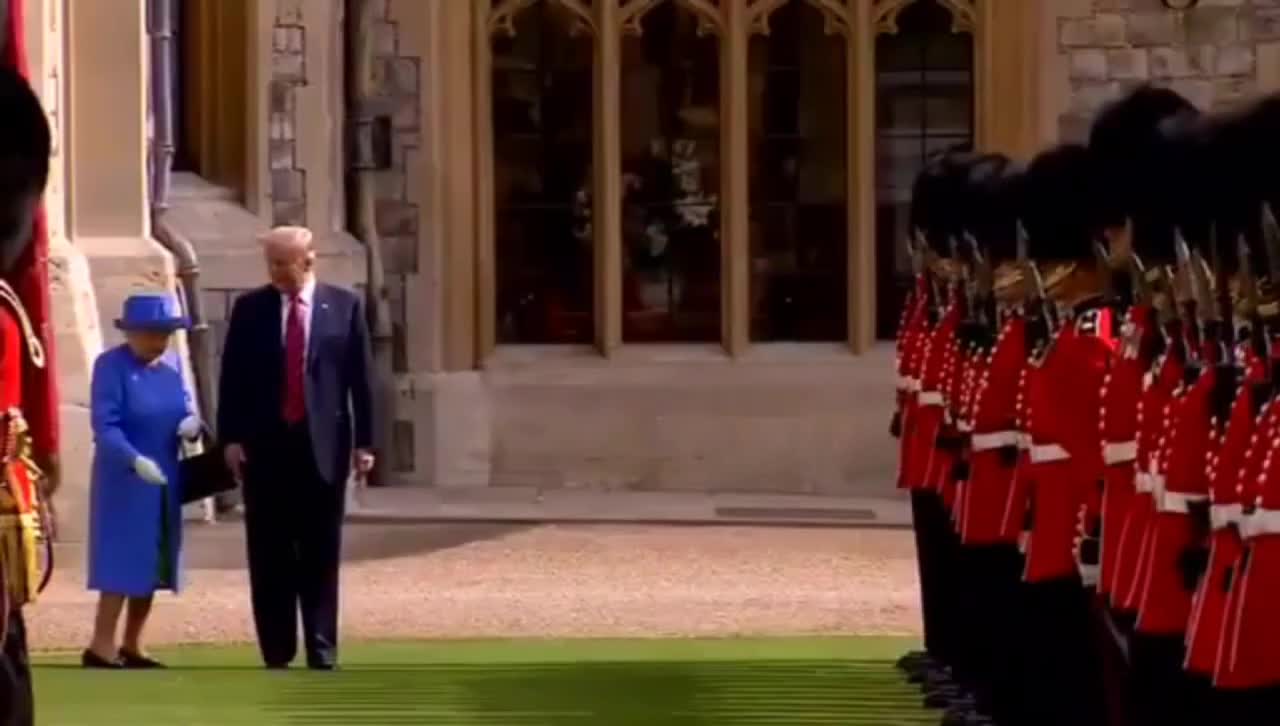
[282,295,306,423]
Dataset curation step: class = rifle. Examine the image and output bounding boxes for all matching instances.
[1017,221,1058,348]
[965,232,997,331]
[1262,202,1280,384]
[1238,233,1266,359]
[1175,231,1203,373]
[915,228,946,322]
[1094,239,1118,307]
[1262,204,1280,317]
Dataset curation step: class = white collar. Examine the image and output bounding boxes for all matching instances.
[282,277,317,305]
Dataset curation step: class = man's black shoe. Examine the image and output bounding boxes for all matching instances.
[896,650,928,671]
[923,685,961,709]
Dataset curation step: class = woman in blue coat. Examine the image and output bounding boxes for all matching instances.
[83,294,201,669]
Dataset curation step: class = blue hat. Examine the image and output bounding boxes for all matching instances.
[115,293,189,332]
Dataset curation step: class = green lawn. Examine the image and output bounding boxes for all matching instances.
[34,637,930,725]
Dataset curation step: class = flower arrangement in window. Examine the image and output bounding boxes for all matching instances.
[625,137,720,313]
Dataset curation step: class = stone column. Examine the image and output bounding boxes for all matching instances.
[65,0,180,538]
[23,0,103,543]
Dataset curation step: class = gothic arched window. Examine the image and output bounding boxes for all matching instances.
[873,0,975,339]
[491,0,596,344]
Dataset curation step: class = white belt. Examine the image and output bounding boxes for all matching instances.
[957,421,973,433]
[1030,443,1070,463]
[919,391,944,406]
[1016,433,1032,451]
[907,377,921,392]
[972,430,1018,452]
[1078,562,1100,588]
[1157,490,1209,514]
[1211,503,1243,531]
[1242,508,1280,538]
[895,375,910,391]
[1103,440,1138,466]
[1134,472,1154,494]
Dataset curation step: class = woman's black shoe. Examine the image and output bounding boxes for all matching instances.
[119,649,165,669]
[81,649,124,669]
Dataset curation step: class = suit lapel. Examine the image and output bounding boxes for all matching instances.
[307,283,327,369]
[264,288,285,391]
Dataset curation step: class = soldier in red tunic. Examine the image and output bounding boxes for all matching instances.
[945,155,1029,726]
[897,151,973,694]
[1010,143,1114,726]
[1213,96,1280,717]
[0,2,59,723]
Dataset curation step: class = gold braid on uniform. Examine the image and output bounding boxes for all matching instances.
[0,280,50,613]
[0,280,45,370]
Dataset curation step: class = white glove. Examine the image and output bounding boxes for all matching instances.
[177,415,203,440]
[133,456,167,486]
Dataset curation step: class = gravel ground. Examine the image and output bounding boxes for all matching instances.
[26,523,922,651]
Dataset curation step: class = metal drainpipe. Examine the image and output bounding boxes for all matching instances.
[147,0,217,425]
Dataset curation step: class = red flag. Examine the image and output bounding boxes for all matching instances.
[4,0,60,466]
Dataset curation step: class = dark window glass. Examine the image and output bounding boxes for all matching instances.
[874,0,974,339]
[620,2,721,342]
[748,1,848,342]
[492,1,595,344]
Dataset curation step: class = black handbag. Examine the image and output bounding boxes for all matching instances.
[179,430,237,505]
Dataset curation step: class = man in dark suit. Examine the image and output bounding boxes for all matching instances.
[217,225,374,670]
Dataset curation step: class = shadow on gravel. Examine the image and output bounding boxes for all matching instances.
[182,522,530,570]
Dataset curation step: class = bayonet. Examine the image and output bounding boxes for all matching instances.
[965,231,995,327]
[1174,229,1204,360]
[916,229,945,317]
[1094,239,1116,305]
[950,235,972,314]
[1264,203,1280,293]
[1129,252,1153,306]
[1017,220,1058,336]
[908,227,925,278]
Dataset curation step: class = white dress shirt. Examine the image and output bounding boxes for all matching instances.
[280,276,316,351]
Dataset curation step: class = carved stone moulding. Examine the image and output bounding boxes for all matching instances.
[620,0,723,37]
[873,0,976,35]
[747,0,850,38]
[489,0,598,37]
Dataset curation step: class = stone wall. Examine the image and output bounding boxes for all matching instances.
[368,0,424,473]
[1055,0,1280,141]
[270,1,307,226]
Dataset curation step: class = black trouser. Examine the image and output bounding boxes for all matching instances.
[0,610,33,726]
[1092,603,1133,726]
[1212,685,1280,725]
[958,544,1024,720]
[911,491,951,663]
[1127,634,1210,726]
[1010,577,1108,726]
[243,421,347,668]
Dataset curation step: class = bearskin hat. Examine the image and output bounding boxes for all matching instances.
[1208,93,1280,279]
[909,147,978,258]
[1019,144,1102,263]
[1088,85,1200,265]
[0,66,51,272]
[958,154,1022,265]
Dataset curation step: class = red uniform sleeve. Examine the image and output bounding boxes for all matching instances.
[16,211,58,463]
[1066,324,1117,533]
